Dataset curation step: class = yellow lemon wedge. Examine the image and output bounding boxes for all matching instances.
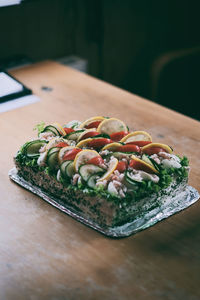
[120,131,152,143]
[76,138,93,148]
[74,149,100,172]
[79,116,105,129]
[102,142,122,151]
[97,118,127,135]
[52,122,66,136]
[58,146,76,164]
[97,157,118,182]
[131,154,158,174]
[141,143,173,154]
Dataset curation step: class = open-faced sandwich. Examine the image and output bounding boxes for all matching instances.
[13,116,191,233]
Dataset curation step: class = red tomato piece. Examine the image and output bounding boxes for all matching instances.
[85,121,101,129]
[126,141,152,147]
[63,148,82,161]
[87,156,104,166]
[129,159,154,174]
[87,138,112,149]
[110,131,128,142]
[117,144,140,153]
[64,128,75,134]
[55,142,69,148]
[80,131,99,140]
[142,147,166,155]
[116,161,127,173]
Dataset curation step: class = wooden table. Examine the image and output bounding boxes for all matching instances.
[0,61,200,300]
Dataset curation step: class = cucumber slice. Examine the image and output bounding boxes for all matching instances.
[46,147,60,170]
[60,160,72,177]
[125,171,141,183]
[66,161,75,177]
[24,140,47,158]
[64,130,84,141]
[87,173,102,188]
[79,164,104,181]
[142,154,160,171]
[42,125,61,136]
[142,154,154,166]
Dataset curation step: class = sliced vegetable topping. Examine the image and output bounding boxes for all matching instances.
[64,130,85,141]
[87,156,104,166]
[74,149,100,172]
[58,146,76,163]
[63,128,75,135]
[87,138,112,150]
[52,122,66,136]
[102,142,122,151]
[126,141,152,147]
[141,143,173,155]
[117,144,141,153]
[129,155,158,174]
[77,129,99,141]
[76,138,93,148]
[110,131,128,141]
[79,164,104,182]
[116,161,127,173]
[24,140,47,158]
[55,142,69,148]
[120,131,152,143]
[97,157,118,182]
[80,116,105,129]
[63,148,82,161]
[97,118,127,135]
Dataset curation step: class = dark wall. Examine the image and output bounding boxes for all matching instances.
[0,0,199,119]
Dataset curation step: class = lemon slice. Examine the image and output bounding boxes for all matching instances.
[102,142,121,151]
[97,118,127,135]
[97,157,118,182]
[120,131,152,143]
[76,138,93,148]
[142,143,172,154]
[79,116,105,129]
[74,149,100,172]
[77,129,97,142]
[131,155,158,174]
[52,122,66,136]
[58,146,76,164]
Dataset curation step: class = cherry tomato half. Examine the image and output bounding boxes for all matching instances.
[129,159,154,174]
[110,131,128,142]
[85,121,102,129]
[63,148,82,161]
[142,147,166,155]
[87,156,104,166]
[80,131,99,140]
[117,144,140,153]
[64,128,75,135]
[116,161,127,173]
[87,138,112,149]
[55,142,69,148]
[126,141,152,147]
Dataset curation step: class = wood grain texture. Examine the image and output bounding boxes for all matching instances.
[0,61,200,300]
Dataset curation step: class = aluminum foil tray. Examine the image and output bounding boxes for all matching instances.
[9,168,199,238]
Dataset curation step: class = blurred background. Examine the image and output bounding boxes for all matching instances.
[0,0,199,120]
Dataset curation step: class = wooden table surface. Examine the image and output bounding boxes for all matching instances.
[0,61,200,300]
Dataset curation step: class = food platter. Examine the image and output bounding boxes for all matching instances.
[9,167,199,238]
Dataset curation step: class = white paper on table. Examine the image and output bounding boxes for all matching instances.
[0,72,24,97]
[0,95,40,113]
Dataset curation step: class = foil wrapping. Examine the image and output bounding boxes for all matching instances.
[9,168,199,238]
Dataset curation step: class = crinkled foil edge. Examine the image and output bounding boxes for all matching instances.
[9,167,200,238]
